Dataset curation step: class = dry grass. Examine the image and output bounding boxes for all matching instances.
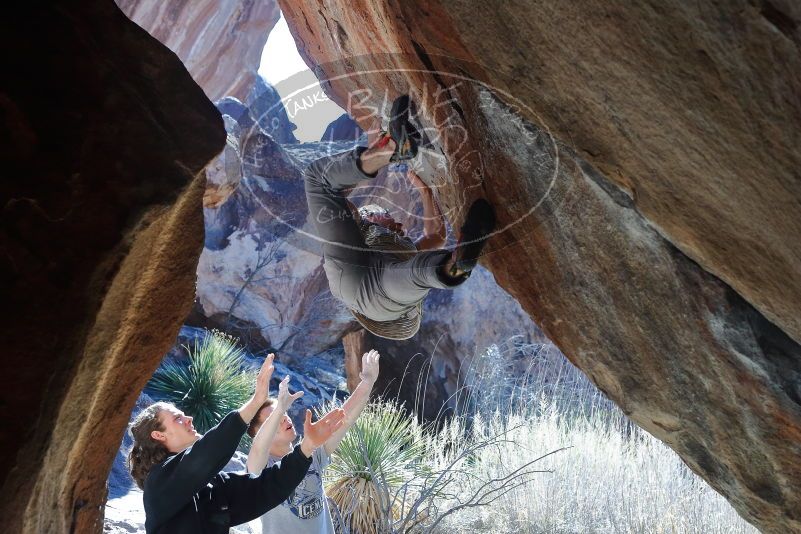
[429,341,759,534]
[326,339,759,534]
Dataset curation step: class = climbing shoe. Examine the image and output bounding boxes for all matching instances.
[388,94,421,162]
[450,198,496,277]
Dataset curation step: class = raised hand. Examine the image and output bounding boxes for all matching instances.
[240,353,274,424]
[300,408,346,457]
[275,375,304,412]
[254,353,275,403]
[359,349,380,385]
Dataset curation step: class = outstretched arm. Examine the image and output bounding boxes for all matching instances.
[146,356,275,520]
[300,406,347,457]
[238,354,275,425]
[177,354,276,479]
[409,171,446,250]
[225,445,315,526]
[324,349,380,456]
[246,373,304,474]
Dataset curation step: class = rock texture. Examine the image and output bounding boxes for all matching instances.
[0,2,224,533]
[321,113,363,142]
[276,2,801,532]
[116,0,279,101]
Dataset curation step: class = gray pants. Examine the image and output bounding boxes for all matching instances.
[304,148,458,321]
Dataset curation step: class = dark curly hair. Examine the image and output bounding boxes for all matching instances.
[127,402,173,489]
[246,398,276,438]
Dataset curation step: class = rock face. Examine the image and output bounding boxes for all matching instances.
[116,0,279,101]
[321,113,363,142]
[247,75,300,144]
[0,2,224,533]
[276,2,801,532]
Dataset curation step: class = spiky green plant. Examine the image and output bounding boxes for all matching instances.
[147,330,255,435]
[324,399,431,533]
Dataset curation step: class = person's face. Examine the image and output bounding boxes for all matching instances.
[365,212,404,234]
[258,405,297,447]
[151,406,200,453]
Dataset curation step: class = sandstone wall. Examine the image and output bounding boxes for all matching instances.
[0,2,224,532]
[116,0,280,101]
[276,1,801,531]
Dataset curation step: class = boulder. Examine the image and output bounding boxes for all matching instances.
[275,2,801,531]
[320,113,363,142]
[246,75,300,144]
[0,2,225,533]
[116,0,279,101]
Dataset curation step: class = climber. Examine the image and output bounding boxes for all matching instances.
[127,354,346,534]
[245,349,381,533]
[304,94,496,340]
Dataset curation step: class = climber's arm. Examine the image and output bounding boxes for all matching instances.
[409,171,446,250]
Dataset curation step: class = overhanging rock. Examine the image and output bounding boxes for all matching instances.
[277,1,801,531]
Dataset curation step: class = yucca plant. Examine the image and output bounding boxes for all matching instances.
[147,330,255,436]
[324,399,431,534]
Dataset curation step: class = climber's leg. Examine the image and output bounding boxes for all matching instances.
[303,140,395,304]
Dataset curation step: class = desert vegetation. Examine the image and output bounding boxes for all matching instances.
[325,339,758,534]
[147,330,255,436]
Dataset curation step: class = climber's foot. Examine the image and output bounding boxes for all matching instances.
[388,95,421,162]
[443,199,496,280]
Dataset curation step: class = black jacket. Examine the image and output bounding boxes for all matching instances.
[143,411,312,534]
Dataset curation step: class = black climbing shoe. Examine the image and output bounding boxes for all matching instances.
[450,199,496,276]
[388,95,421,162]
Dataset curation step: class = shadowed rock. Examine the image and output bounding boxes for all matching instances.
[247,75,300,144]
[321,113,363,142]
[0,2,225,532]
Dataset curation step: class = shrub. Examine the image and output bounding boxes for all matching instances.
[324,399,431,534]
[147,330,255,436]
[326,339,758,533]
[324,397,551,534]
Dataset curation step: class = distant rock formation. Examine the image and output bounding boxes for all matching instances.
[246,75,300,144]
[116,0,279,101]
[320,113,363,142]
